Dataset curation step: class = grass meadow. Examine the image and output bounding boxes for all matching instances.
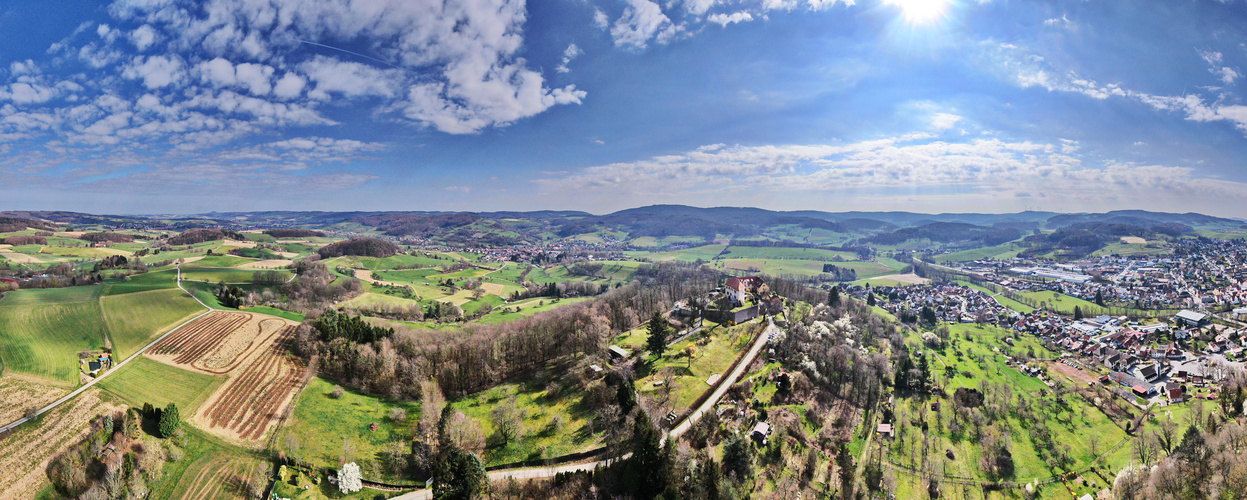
[98,356,223,413]
[101,289,206,358]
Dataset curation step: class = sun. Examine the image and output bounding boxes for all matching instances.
[884,0,951,25]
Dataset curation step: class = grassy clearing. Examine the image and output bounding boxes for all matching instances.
[477,297,592,324]
[98,356,223,413]
[280,377,420,482]
[243,305,305,322]
[931,244,1024,263]
[0,296,106,382]
[631,320,764,412]
[101,289,206,358]
[1018,291,1105,316]
[183,255,255,268]
[452,380,605,466]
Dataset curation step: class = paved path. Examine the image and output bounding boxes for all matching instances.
[667,318,776,441]
[0,270,212,434]
[392,318,779,498]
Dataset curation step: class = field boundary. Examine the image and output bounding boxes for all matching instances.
[0,268,212,434]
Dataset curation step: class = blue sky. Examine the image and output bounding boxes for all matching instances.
[3,0,1247,216]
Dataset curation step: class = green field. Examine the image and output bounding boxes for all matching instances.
[98,356,223,413]
[280,377,420,482]
[477,297,592,324]
[102,270,179,295]
[931,244,1025,263]
[630,320,764,413]
[879,323,1131,499]
[626,244,727,262]
[718,246,856,261]
[452,380,606,466]
[0,285,98,306]
[179,267,292,284]
[0,289,106,382]
[101,289,207,358]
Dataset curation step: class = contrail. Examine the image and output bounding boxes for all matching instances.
[298,40,399,68]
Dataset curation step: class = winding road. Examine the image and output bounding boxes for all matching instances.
[392,318,779,499]
[0,264,213,434]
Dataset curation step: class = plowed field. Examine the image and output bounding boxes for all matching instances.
[147,311,303,445]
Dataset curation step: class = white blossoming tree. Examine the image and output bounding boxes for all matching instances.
[338,462,362,494]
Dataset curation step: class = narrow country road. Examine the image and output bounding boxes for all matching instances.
[0,265,212,434]
[391,317,779,499]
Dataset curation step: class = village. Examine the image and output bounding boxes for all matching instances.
[846,273,1246,416]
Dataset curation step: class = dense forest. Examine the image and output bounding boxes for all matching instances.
[166,228,244,245]
[316,237,400,258]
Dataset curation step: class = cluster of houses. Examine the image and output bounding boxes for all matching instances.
[846,282,1019,325]
[947,238,1247,312]
[1019,308,1238,405]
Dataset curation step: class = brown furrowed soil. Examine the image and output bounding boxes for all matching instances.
[146,311,303,446]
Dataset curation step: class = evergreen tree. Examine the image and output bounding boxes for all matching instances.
[1095,290,1105,307]
[867,293,876,306]
[721,433,753,482]
[433,445,485,500]
[836,442,855,500]
[627,410,670,499]
[828,287,840,307]
[158,403,180,438]
[646,312,671,358]
[1074,306,1083,320]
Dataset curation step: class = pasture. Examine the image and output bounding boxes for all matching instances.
[452,379,606,466]
[101,288,207,358]
[99,356,223,413]
[0,298,106,382]
[280,377,420,482]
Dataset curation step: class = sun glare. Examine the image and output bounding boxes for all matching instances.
[885,0,951,25]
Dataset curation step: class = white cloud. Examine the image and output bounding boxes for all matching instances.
[272,72,306,99]
[987,43,1247,134]
[930,113,961,131]
[1043,14,1072,29]
[123,55,184,89]
[300,56,401,99]
[234,63,274,96]
[1198,50,1238,85]
[610,0,682,49]
[129,24,160,51]
[593,9,610,29]
[708,11,754,26]
[555,44,583,73]
[685,0,717,16]
[540,134,1247,212]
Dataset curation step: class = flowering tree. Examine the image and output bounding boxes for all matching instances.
[338,462,362,494]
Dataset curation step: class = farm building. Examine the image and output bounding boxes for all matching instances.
[607,345,630,360]
[750,421,772,445]
[1174,310,1208,327]
[877,423,893,440]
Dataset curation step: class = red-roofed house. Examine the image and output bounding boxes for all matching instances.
[725,276,765,303]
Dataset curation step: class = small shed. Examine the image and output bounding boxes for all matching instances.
[877,423,894,440]
[607,345,630,360]
[750,421,772,445]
